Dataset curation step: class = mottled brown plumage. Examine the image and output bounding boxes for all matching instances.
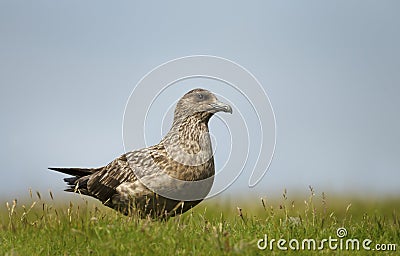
[50,89,232,219]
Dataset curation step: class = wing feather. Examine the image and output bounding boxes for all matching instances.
[87,154,135,202]
[86,147,162,203]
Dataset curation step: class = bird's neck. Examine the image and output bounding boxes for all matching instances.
[161,115,213,163]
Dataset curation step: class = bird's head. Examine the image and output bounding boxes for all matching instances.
[174,89,232,122]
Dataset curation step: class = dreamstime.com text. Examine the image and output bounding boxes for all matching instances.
[257,228,396,252]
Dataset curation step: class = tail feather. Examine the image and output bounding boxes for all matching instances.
[48,167,97,177]
[63,176,90,193]
[49,167,100,195]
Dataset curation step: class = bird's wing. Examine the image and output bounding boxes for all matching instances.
[86,147,163,203]
[86,153,136,202]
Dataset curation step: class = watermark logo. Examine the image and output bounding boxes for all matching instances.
[122,55,276,200]
[336,227,347,238]
[257,227,397,252]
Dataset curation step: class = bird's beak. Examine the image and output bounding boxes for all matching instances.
[209,101,233,114]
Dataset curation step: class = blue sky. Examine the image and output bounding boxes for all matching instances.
[0,1,399,200]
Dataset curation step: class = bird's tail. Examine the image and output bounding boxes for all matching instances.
[49,167,99,194]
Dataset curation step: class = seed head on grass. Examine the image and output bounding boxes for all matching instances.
[261,197,266,211]
[237,207,246,223]
[36,191,41,201]
[49,190,54,200]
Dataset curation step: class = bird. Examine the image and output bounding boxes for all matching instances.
[49,88,232,219]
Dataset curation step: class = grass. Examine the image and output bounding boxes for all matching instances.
[0,187,399,255]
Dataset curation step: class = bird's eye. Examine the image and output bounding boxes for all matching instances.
[197,93,204,100]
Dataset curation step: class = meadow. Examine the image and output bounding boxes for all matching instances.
[1,187,398,255]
